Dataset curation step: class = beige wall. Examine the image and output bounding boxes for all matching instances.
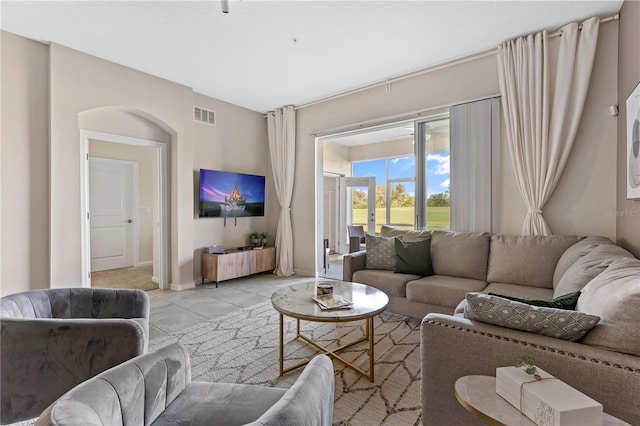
[349,138,414,163]
[299,18,619,275]
[617,0,640,258]
[89,140,157,265]
[1,32,271,293]
[191,92,271,278]
[0,32,50,296]
[323,141,351,176]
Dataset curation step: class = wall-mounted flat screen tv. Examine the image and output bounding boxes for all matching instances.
[199,169,265,218]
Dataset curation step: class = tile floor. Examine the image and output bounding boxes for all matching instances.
[148,273,315,338]
[149,251,349,339]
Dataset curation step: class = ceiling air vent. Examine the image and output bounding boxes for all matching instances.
[194,106,216,126]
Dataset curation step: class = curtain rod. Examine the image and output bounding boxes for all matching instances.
[550,13,618,39]
[286,12,619,113]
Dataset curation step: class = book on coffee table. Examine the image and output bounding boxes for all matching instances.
[312,294,354,310]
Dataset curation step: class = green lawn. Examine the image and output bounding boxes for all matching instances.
[352,206,450,233]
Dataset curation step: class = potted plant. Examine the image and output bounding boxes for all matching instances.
[259,232,270,247]
[249,231,261,247]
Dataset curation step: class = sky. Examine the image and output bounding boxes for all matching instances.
[200,170,265,203]
[352,154,450,197]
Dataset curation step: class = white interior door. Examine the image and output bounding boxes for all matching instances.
[323,175,339,252]
[90,158,136,272]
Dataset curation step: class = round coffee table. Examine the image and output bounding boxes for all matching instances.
[271,280,389,382]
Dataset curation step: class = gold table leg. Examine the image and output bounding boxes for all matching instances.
[279,313,284,376]
[278,315,376,382]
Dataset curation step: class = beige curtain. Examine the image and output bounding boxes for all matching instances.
[267,106,296,276]
[497,17,600,235]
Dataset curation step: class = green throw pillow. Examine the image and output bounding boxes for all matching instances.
[394,237,433,276]
[488,291,581,310]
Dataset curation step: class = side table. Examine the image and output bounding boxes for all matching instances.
[454,375,630,426]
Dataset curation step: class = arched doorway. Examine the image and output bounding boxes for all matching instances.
[78,107,174,290]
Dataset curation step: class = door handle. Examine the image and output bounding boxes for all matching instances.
[127,219,133,223]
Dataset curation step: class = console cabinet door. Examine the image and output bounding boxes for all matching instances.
[255,247,276,272]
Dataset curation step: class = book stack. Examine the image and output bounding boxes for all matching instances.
[496,366,603,426]
[312,294,354,310]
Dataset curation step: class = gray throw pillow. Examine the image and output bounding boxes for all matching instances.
[553,244,634,298]
[394,237,433,276]
[464,293,600,341]
[365,234,396,271]
[552,236,612,287]
[576,257,640,357]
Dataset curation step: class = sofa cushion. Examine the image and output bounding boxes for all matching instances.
[554,244,634,297]
[487,235,583,289]
[488,291,581,310]
[364,234,395,270]
[381,225,431,242]
[553,236,612,287]
[431,231,490,281]
[463,293,600,341]
[352,270,419,298]
[576,258,640,357]
[394,238,433,276]
[406,275,486,308]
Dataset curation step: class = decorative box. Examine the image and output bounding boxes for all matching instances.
[496,366,603,426]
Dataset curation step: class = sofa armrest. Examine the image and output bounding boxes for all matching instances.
[421,314,640,426]
[1,318,146,423]
[343,251,366,282]
[251,354,334,426]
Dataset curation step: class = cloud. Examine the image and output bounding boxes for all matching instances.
[441,178,450,188]
[427,153,449,175]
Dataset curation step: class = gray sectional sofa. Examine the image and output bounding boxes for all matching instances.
[343,226,601,318]
[343,226,640,425]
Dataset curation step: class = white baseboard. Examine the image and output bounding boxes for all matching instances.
[152,276,160,284]
[137,261,153,267]
[170,282,196,291]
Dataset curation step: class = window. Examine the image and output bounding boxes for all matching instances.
[422,118,450,231]
[352,156,416,233]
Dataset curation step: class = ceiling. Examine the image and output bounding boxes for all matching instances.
[1,1,623,113]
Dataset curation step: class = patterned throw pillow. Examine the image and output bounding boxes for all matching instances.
[463,293,600,341]
[365,234,396,270]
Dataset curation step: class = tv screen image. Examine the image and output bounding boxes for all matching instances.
[199,169,265,218]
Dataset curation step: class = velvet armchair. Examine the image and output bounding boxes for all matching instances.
[0,288,150,423]
[36,343,335,426]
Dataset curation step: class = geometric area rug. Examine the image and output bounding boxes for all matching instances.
[150,301,422,426]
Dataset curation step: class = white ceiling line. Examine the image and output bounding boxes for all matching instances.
[294,46,498,112]
[293,12,620,114]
